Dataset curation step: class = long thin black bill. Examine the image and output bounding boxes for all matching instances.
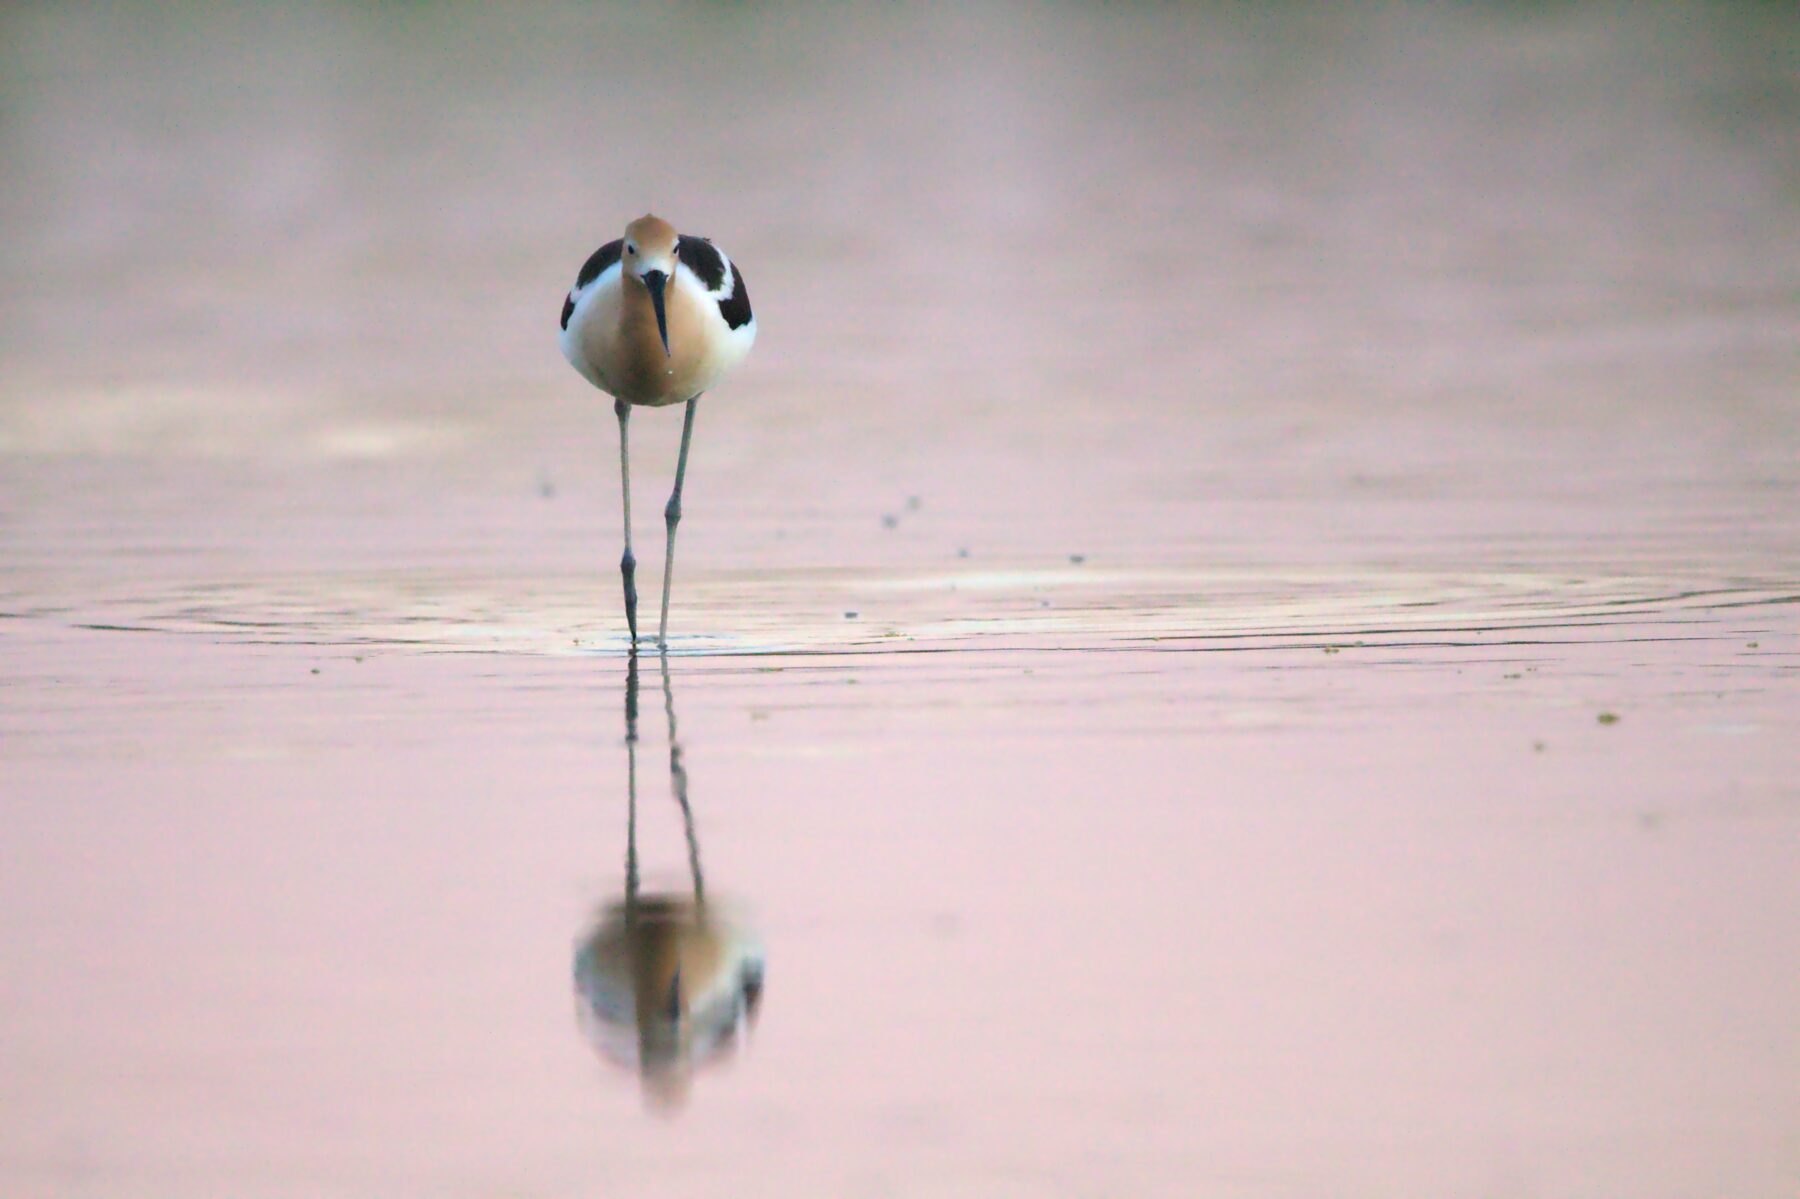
[644,271,670,356]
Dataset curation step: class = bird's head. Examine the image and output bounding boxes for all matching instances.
[624,214,679,356]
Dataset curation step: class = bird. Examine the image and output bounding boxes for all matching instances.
[558,214,756,648]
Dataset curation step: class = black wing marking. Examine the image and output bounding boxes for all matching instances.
[564,238,623,330]
[575,238,623,289]
[719,261,752,330]
[677,235,726,292]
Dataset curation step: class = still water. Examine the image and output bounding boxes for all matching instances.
[2,3,1797,1196]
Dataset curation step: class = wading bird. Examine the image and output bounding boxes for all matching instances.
[559,214,756,647]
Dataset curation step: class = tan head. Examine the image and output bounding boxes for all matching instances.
[624,214,679,355]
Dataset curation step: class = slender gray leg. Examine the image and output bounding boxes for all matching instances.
[615,398,639,645]
[657,395,701,647]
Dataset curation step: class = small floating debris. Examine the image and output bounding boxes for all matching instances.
[956,547,970,558]
[844,610,860,619]
[906,496,922,511]
[310,667,321,675]
[881,514,898,529]
[1068,553,1087,565]
[1597,711,1620,725]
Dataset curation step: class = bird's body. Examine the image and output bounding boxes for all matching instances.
[558,215,756,646]
[559,227,756,407]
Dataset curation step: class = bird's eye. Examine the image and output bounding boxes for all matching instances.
[626,243,636,254]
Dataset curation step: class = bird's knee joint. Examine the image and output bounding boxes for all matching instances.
[621,550,636,573]
[664,499,682,526]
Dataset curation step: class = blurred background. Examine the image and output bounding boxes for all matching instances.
[5,1,1796,580]
[2,3,1796,1196]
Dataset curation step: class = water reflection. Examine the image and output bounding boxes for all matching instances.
[572,652,765,1111]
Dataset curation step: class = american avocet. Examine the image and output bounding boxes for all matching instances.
[559,215,756,647]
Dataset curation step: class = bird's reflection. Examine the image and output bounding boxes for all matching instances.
[573,651,764,1111]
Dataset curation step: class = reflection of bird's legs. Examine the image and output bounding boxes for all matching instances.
[659,649,705,909]
[624,652,641,925]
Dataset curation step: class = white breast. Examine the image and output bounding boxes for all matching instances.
[559,262,623,390]
[560,261,756,403]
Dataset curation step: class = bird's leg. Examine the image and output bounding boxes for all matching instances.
[657,395,701,647]
[615,398,639,645]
